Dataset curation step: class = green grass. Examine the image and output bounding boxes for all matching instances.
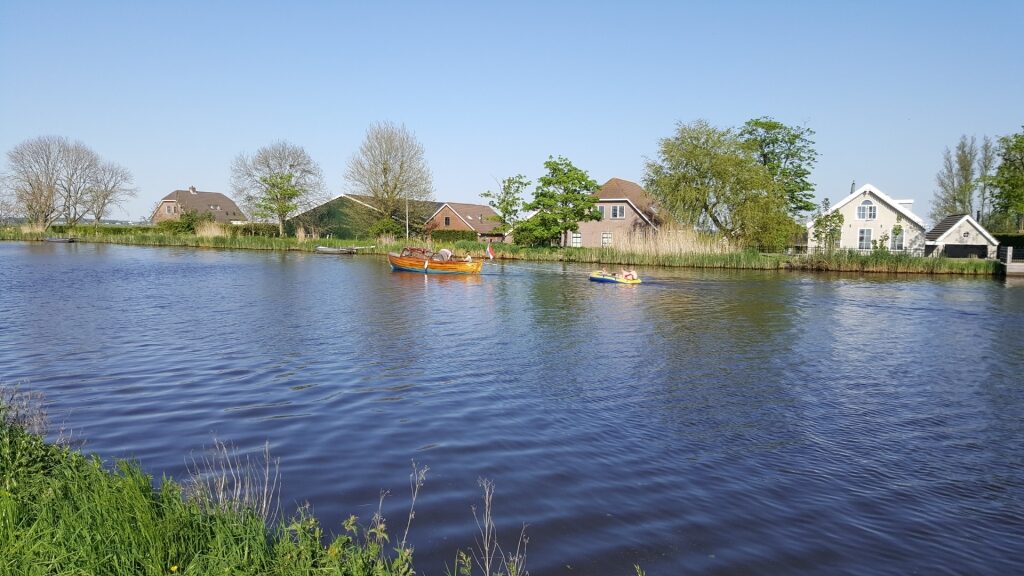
[0,225,1000,275]
[0,383,534,576]
[0,422,419,575]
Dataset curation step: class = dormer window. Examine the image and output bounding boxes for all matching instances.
[857,200,876,220]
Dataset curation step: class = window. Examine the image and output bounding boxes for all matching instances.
[165,204,174,214]
[444,216,450,227]
[858,228,872,250]
[611,205,625,219]
[857,200,876,220]
[891,227,905,251]
[571,232,582,247]
[601,232,613,247]
[598,206,605,219]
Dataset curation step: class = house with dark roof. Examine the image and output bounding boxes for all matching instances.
[426,202,506,242]
[806,183,926,253]
[569,178,659,248]
[151,186,247,224]
[924,214,999,258]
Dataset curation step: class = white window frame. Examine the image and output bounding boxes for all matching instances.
[444,216,450,227]
[891,227,905,251]
[601,232,612,247]
[857,200,876,220]
[611,205,625,219]
[858,228,872,250]
[165,204,174,214]
[598,205,605,219]
[571,232,582,247]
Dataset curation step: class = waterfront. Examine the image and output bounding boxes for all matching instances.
[1,241,1022,574]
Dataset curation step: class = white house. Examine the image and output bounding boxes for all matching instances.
[924,214,999,258]
[807,184,926,253]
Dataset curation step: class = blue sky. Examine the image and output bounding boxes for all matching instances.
[2,0,1021,224]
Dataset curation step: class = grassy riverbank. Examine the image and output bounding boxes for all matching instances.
[1,225,1000,275]
[0,386,526,576]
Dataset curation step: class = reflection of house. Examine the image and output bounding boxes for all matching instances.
[426,202,507,242]
[925,214,999,258]
[806,183,925,253]
[151,186,247,224]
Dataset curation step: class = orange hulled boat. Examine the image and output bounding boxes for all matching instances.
[387,247,484,274]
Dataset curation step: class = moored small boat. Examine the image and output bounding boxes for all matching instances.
[589,270,641,284]
[314,246,357,254]
[388,247,483,274]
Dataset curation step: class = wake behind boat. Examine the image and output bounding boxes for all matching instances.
[387,247,483,274]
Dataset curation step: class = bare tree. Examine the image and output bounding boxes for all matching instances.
[976,135,997,224]
[932,135,977,223]
[87,161,136,224]
[55,139,101,226]
[344,121,434,238]
[230,140,327,230]
[0,175,21,226]
[5,136,63,228]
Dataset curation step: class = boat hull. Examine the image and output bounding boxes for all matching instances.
[589,271,641,284]
[388,253,483,274]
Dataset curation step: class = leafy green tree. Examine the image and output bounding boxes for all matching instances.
[254,172,301,236]
[480,174,530,234]
[644,119,794,250]
[990,127,1024,231]
[739,117,818,217]
[931,135,977,223]
[811,198,844,252]
[517,156,601,246]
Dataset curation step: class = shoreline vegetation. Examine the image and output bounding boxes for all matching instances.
[0,384,529,576]
[0,225,999,276]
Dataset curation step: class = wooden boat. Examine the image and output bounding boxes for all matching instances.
[589,270,641,284]
[45,237,76,243]
[387,247,483,274]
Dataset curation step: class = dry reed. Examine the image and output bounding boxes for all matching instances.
[185,438,281,524]
[617,227,732,256]
[0,383,48,436]
[194,221,226,237]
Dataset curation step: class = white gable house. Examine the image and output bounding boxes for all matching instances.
[807,184,927,253]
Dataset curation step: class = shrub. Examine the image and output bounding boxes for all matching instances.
[156,210,215,234]
[232,222,280,237]
[368,218,404,239]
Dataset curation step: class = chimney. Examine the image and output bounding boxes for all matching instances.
[189,186,197,194]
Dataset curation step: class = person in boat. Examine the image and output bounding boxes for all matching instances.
[436,248,453,262]
[620,267,638,280]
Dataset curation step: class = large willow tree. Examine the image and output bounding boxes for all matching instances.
[643,119,796,251]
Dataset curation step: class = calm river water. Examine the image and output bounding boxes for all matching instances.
[1,241,1023,575]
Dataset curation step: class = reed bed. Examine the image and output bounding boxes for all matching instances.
[0,226,1001,275]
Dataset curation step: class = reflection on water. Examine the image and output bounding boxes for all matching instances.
[1,242,1023,575]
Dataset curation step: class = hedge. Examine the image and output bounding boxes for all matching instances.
[431,229,478,242]
[993,234,1024,248]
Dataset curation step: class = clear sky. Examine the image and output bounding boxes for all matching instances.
[2,0,1021,225]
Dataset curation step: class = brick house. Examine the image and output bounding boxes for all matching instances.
[426,202,507,242]
[568,178,658,247]
[151,186,247,224]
